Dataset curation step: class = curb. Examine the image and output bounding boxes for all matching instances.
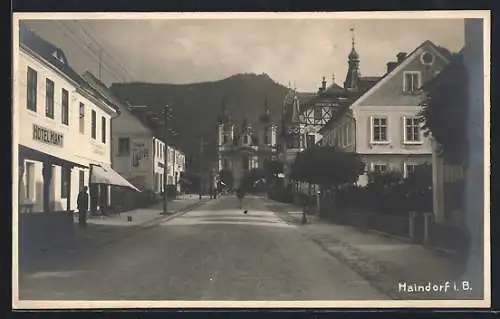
[83,198,212,250]
[308,236,399,300]
[22,199,213,267]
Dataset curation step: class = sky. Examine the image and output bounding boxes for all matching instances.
[21,17,465,92]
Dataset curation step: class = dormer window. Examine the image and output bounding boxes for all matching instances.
[52,50,65,64]
[403,71,421,94]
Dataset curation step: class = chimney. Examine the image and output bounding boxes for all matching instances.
[386,62,398,73]
[396,52,407,63]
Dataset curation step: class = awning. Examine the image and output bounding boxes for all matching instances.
[90,164,141,192]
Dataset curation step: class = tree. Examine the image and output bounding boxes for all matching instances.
[290,145,366,198]
[419,53,469,166]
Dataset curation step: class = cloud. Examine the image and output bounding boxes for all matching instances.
[21,18,465,92]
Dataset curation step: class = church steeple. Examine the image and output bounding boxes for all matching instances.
[344,27,360,91]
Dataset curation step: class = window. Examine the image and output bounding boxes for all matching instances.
[243,135,248,144]
[404,117,421,143]
[403,71,421,94]
[27,67,37,111]
[159,174,163,192]
[371,117,388,142]
[25,162,34,200]
[91,110,97,139]
[101,117,106,143]
[60,167,69,199]
[223,135,228,144]
[117,138,130,156]
[314,107,322,121]
[79,170,85,191]
[372,164,387,173]
[404,163,417,178]
[61,89,69,125]
[45,79,54,118]
[79,103,85,133]
[263,134,269,145]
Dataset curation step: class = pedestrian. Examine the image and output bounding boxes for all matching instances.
[236,187,245,209]
[77,186,89,227]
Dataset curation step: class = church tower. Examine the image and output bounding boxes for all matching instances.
[344,28,360,92]
[216,99,233,173]
[216,99,233,147]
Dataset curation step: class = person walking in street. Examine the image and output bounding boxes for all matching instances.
[77,186,89,227]
[236,187,245,209]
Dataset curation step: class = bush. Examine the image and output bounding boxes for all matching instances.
[164,185,178,200]
[136,190,159,208]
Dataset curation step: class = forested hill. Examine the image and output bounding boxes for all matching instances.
[110,73,291,169]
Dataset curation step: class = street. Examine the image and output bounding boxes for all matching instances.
[19,195,389,300]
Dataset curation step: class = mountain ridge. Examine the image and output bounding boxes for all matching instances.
[110,72,310,170]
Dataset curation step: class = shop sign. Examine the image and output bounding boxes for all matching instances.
[32,124,63,147]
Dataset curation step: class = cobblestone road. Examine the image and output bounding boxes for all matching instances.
[18,195,389,301]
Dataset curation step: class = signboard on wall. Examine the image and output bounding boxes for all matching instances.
[132,140,149,167]
[32,124,63,147]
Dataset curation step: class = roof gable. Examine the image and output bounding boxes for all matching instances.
[350,40,451,109]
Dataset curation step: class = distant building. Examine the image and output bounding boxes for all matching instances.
[319,36,453,186]
[16,26,137,214]
[278,30,380,192]
[107,102,186,193]
[216,99,278,188]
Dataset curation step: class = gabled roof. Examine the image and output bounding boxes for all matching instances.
[20,25,118,115]
[319,40,452,134]
[348,40,451,110]
[83,71,122,109]
[421,51,463,91]
[19,24,83,84]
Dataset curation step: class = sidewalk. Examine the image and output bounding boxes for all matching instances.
[264,198,482,300]
[19,196,212,274]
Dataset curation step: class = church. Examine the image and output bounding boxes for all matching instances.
[216,100,278,189]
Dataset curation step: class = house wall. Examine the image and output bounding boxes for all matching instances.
[320,112,356,153]
[351,42,450,174]
[17,49,114,212]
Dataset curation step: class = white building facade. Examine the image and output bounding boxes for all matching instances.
[320,40,452,186]
[16,26,122,213]
[111,105,186,193]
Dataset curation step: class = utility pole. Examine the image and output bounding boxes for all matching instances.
[199,136,204,200]
[162,105,170,215]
